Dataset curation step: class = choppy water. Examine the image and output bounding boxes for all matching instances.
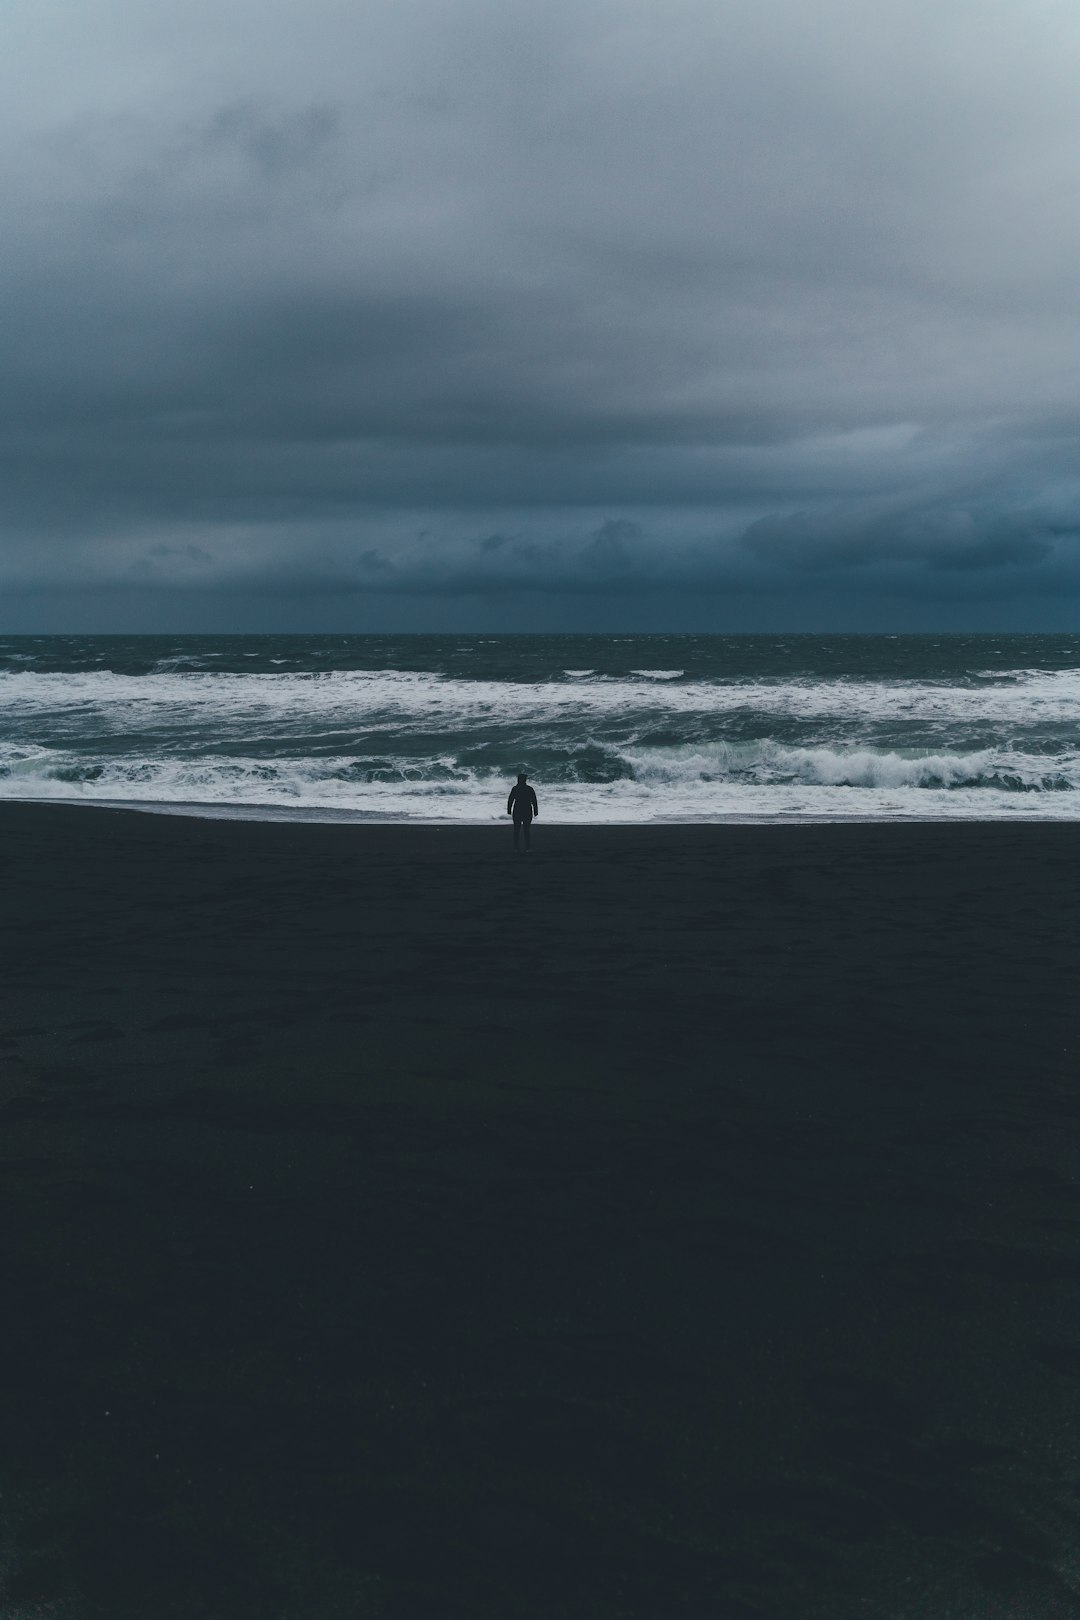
[1,633,1079,822]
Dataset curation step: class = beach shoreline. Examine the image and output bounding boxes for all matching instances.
[0,791,1075,827]
[2,803,1079,1617]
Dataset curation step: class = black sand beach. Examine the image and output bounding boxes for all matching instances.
[2,804,1079,1618]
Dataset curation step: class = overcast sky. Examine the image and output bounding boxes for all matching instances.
[4,0,1080,630]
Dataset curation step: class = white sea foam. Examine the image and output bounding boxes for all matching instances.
[3,663,1080,743]
[1,738,1077,822]
[2,659,1079,822]
[617,739,1080,791]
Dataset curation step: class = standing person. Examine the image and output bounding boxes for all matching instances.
[507,773,539,852]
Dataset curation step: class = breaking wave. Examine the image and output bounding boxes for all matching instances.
[1,634,1079,822]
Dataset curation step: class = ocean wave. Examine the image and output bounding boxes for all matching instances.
[150,655,218,672]
[618,739,1080,792]
[2,647,1080,823]
[4,664,1080,741]
[0,737,1077,815]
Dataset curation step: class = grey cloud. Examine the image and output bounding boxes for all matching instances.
[3,0,1080,625]
[742,502,1057,573]
[204,101,341,180]
[54,496,1065,603]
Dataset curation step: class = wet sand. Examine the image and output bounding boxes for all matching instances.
[1,804,1080,1617]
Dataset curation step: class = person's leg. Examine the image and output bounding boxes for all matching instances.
[513,816,521,850]
[523,816,531,851]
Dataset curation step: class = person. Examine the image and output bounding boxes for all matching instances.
[506,773,539,851]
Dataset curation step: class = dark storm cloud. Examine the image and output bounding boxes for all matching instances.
[741,502,1057,573]
[3,0,1080,626]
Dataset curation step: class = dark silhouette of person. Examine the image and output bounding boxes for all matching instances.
[507,773,539,851]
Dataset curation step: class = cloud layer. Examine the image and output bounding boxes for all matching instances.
[3,0,1080,627]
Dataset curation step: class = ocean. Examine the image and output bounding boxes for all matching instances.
[1,632,1079,823]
